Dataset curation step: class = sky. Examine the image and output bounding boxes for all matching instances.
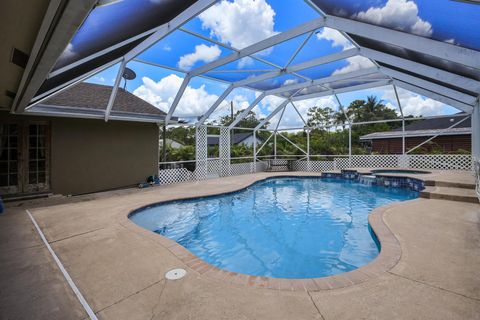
[83,0,468,127]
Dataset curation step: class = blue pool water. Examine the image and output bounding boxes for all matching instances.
[130,177,418,278]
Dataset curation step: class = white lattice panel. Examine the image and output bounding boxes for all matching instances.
[255,161,267,172]
[408,155,472,170]
[293,161,335,172]
[195,125,208,180]
[334,158,349,170]
[350,155,399,168]
[207,159,221,178]
[158,168,194,185]
[230,162,254,176]
[219,127,231,177]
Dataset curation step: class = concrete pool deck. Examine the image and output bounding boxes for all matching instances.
[1,171,479,319]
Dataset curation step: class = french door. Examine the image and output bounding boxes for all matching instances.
[0,121,50,195]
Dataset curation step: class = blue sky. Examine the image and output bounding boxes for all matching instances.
[83,0,466,125]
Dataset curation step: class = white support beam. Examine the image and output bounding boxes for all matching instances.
[380,66,477,106]
[473,100,480,160]
[256,132,274,156]
[255,100,290,131]
[189,17,326,77]
[290,101,307,126]
[393,85,406,155]
[392,80,473,114]
[105,59,126,121]
[285,31,314,68]
[124,0,218,61]
[196,85,234,126]
[165,75,192,123]
[266,66,379,95]
[406,115,471,154]
[232,48,360,88]
[360,47,480,94]
[228,93,266,129]
[324,15,480,69]
[278,132,307,155]
[291,79,391,101]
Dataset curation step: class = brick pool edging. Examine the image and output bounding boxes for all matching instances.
[118,172,413,291]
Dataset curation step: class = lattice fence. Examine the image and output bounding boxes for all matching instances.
[407,155,472,170]
[230,162,254,176]
[293,160,335,172]
[207,159,221,178]
[350,155,400,168]
[334,158,350,170]
[195,125,208,180]
[219,127,231,177]
[158,168,194,185]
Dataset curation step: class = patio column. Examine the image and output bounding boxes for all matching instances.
[472,100,480,161]
[306,129,310,171]
[253,131,257,173]
[274,133,277,160]
[348,125,352,167]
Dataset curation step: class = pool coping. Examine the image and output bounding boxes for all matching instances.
[118,172,415,292]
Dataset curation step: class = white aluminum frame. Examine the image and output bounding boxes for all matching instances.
[15,0,480,166]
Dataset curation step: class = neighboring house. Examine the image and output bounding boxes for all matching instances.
[159,138,184,149]
[207,132,263,147]
[1,83,174,197]
[360,114,471,154]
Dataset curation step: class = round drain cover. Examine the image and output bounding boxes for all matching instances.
[165,268,186,280]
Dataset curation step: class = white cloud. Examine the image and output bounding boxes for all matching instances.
[332,56,375,75]
[316,28,354,50]
[163,44,172,52]
[198,0,277,49]
[354,0,432,37]
[381,87,449,116]
[133,74,221,117]
[283,79,299,86]
[98,77,105,83]
[266,96,338,129]
[178,44,221,70]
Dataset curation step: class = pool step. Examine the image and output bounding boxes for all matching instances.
[429,180,475,190]
[420,186,479,203]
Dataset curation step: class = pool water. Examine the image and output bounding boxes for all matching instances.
[130,177,418,278]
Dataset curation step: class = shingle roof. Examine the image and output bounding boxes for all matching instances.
[41,82,167,117]
[360,114,471,140]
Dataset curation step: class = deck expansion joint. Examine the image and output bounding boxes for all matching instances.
[387,271,480,302]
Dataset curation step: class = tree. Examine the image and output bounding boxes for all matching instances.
[307,106,334,129]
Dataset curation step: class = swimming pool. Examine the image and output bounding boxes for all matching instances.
[130,177,418,278]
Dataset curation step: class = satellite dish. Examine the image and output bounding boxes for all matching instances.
[122,67,136,90]
[122,68,136,81]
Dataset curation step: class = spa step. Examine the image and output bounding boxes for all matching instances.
[430,180,476,190]
[420,186,479,203]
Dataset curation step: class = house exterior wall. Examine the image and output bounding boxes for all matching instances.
[370,135,471,154]
[1,111,158,195]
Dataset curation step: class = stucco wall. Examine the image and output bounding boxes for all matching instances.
[1,111,158,195]
[50,118,158,195]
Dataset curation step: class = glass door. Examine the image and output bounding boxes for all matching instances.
[0,124,20,194]
[24,124,50,193]
[0,121,50,196]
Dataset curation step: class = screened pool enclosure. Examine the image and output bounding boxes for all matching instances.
[10,0,480,185]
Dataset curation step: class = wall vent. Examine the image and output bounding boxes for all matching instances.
[10,48,29,68]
